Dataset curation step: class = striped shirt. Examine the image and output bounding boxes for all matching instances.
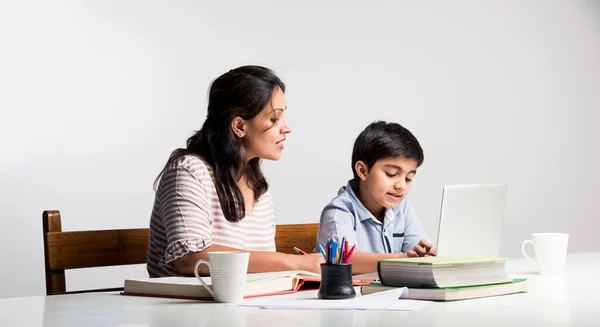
[147,153,276,277]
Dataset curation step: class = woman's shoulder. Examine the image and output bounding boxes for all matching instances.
[160,152,215,189]
[261,187,273,203]
[166,151,212,175]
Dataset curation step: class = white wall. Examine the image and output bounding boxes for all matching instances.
[1,0,599,298]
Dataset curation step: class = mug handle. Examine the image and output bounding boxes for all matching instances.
[521,240,537,266]
[194,259,214,298]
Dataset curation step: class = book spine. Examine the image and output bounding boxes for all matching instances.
[376,261,385,285]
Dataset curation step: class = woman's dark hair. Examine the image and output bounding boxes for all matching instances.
[154,65,286,222]
[351,121,424,181]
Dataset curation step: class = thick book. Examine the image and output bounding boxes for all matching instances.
[377,256,512,288]
[121,271,375,300]
[360,278,528,301]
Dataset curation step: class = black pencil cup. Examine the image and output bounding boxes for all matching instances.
[318,263,356,300]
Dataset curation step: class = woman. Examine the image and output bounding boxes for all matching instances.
[147,65,323,277]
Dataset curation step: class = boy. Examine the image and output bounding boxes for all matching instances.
[317,121,436,274]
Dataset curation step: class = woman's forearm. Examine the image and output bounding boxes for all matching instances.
[172,244,310,276]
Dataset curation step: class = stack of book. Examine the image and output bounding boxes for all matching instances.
[360,256,528,301]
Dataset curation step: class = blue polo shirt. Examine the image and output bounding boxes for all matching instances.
[317,180,430,253]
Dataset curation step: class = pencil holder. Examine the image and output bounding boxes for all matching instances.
[318,263,356,300]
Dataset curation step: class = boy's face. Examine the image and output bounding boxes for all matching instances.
[357,156,418,211]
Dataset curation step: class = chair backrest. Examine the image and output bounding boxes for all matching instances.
[42,210,150,295]
[274,223,320,255]
[42,210,320,295]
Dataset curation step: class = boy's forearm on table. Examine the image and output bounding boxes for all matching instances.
[348,251,404,275]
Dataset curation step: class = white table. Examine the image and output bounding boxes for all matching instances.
[1,252,599,327]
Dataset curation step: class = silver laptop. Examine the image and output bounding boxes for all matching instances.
[435,184,508,257]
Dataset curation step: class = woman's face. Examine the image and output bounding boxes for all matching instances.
[239,87,291,161]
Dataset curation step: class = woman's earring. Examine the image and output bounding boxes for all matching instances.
[239,132,244,137]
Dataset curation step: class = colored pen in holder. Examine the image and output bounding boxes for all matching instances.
[318,234,356,299]
[318,263,356,299]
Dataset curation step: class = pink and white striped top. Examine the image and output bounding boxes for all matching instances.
[147,153,276,277]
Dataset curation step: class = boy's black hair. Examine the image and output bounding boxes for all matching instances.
[351,121,424,181]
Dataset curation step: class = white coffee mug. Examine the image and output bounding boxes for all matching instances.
[193,251,250,303]
[521,233,569,275]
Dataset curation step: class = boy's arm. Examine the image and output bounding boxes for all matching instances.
[401,198,434,253]
[348,251,417,274]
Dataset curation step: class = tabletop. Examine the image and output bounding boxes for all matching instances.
[1,252,599,327]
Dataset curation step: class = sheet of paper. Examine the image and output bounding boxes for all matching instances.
[380,299,430,311]
[240,287,429,311]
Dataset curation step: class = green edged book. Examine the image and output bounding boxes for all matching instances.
[377,256,512,288]
[361,278,528,301]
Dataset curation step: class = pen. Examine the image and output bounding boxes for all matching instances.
[339,235,346,264]
[343,244,356,264]
[344,239,349,260]
[331,240,338,264]
[293,247,308,255]
[317,243,327,260]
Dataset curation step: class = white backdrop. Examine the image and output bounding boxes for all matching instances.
[1,0,599,298]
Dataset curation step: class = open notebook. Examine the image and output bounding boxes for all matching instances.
[121,271,375,300]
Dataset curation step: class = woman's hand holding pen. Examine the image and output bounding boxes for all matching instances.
[288,253,324,274]
[293,247,308,255]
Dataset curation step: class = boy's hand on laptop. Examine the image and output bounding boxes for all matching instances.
[412,240,437,257]
[425,246,437,256]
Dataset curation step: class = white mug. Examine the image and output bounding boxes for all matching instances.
[193,251,250,303]
[521,233,569,275]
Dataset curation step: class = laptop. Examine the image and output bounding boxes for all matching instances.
[435,184,508,257]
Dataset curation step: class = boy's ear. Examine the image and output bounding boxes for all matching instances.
[231,116,246,138]
[355,161,369,181]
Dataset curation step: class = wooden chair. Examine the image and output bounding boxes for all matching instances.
[42,210,150,295]
[274,223,320,255]
[43,210,320,295]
